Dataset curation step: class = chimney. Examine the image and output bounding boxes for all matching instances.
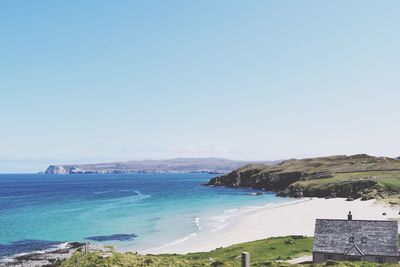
[348,211,352,221]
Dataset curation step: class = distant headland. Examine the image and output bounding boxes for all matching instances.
[43,158,273,175]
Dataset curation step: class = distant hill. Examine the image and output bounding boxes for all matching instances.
[44,158,270,174]
[208,154,400,201]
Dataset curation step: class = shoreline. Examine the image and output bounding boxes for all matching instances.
[0,243,110,267]
[141,197,400,254]
[0,242,84,267]
[2,197,399,265]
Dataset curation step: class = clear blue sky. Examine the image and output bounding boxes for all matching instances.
[1,0,399,172]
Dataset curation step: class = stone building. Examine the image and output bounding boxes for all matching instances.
[313,212,399,263]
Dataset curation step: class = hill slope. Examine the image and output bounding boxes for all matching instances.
[44,158,258,174]
[207,154,400,200]
[61,236,313,267]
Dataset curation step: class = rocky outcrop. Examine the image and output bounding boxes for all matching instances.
[288,179,379,198]
[207,154,400,200]
[208,169,304,191]
[45,165,83,174]
[0,242,85,267]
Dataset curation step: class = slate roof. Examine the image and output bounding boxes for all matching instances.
[313,219,399,257]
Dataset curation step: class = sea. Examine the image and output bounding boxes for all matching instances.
[0,173,290,259]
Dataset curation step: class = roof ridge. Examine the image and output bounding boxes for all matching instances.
[316,218,396,223]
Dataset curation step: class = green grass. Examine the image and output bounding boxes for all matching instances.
[60,236,313,267]
[175,236,313,265]
[61,251,215,267]
[60,235,400,266]
[291,171,400,200]
[295,171,400,187]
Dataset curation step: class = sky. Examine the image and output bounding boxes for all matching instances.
[1,0,400,173]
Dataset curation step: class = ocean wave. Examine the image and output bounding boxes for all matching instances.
[116,190,151,204]
[0,242,74,264]
[133,190,150,199]
[194,217,201,231]
[141,216,203,254]
[223,208,239,214]
[141,232,198,253]
[0,240,65,259]
[204,199,302,234]
[78,190,151,219]
[100,190,150,204]
[207,222,229,233]
[94,190,113,195]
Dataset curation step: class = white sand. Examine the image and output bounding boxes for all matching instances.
[143,198,400,254]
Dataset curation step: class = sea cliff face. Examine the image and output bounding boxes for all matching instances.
[45,165,83,174]
[207,154,400,200]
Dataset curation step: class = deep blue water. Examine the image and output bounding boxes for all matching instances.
[0,173,288,258]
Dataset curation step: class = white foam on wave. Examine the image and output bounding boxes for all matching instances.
[0,242,70,263]
[140,198,306,254]
[207,221,229,233]
[140,216,204,254]
[224,208,239,214]
[134,190,147,197]
[109,190,151,203]
[194,217,202,231]
[141,232,198,254]
[78,190,152,219]
[55,242,70,250]
[0,257,15,263]
[94,190,113,195]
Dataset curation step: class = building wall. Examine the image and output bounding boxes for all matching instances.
[313,253,344,263]
[363,255,398,263]
[313,253,398,263]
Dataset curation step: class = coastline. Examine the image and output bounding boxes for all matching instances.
[141,197,400,254]
[3,197,399,265]
[0,243,111,267]
[0,242,84,267]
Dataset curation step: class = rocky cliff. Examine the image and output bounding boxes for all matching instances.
[207,154,400,200]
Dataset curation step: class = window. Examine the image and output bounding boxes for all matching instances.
[349,236,354,243]
[324,255,333,261]
[361,237,367,243]
[376,256,386,263]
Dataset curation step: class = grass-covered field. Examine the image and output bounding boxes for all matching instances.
[292,170,400,201]
[61,236,313,267]
[60,235,400,266]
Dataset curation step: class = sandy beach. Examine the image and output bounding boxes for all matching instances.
[143,198,400,254]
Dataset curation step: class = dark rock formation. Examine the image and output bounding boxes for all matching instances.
[0,242,85,267]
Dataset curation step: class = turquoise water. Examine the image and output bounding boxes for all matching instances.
[0,173,289,258]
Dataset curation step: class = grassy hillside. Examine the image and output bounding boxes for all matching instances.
[60,236,400,266]
[208,154,400,200]
[291,170,400,201]
[61,236,313,267]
